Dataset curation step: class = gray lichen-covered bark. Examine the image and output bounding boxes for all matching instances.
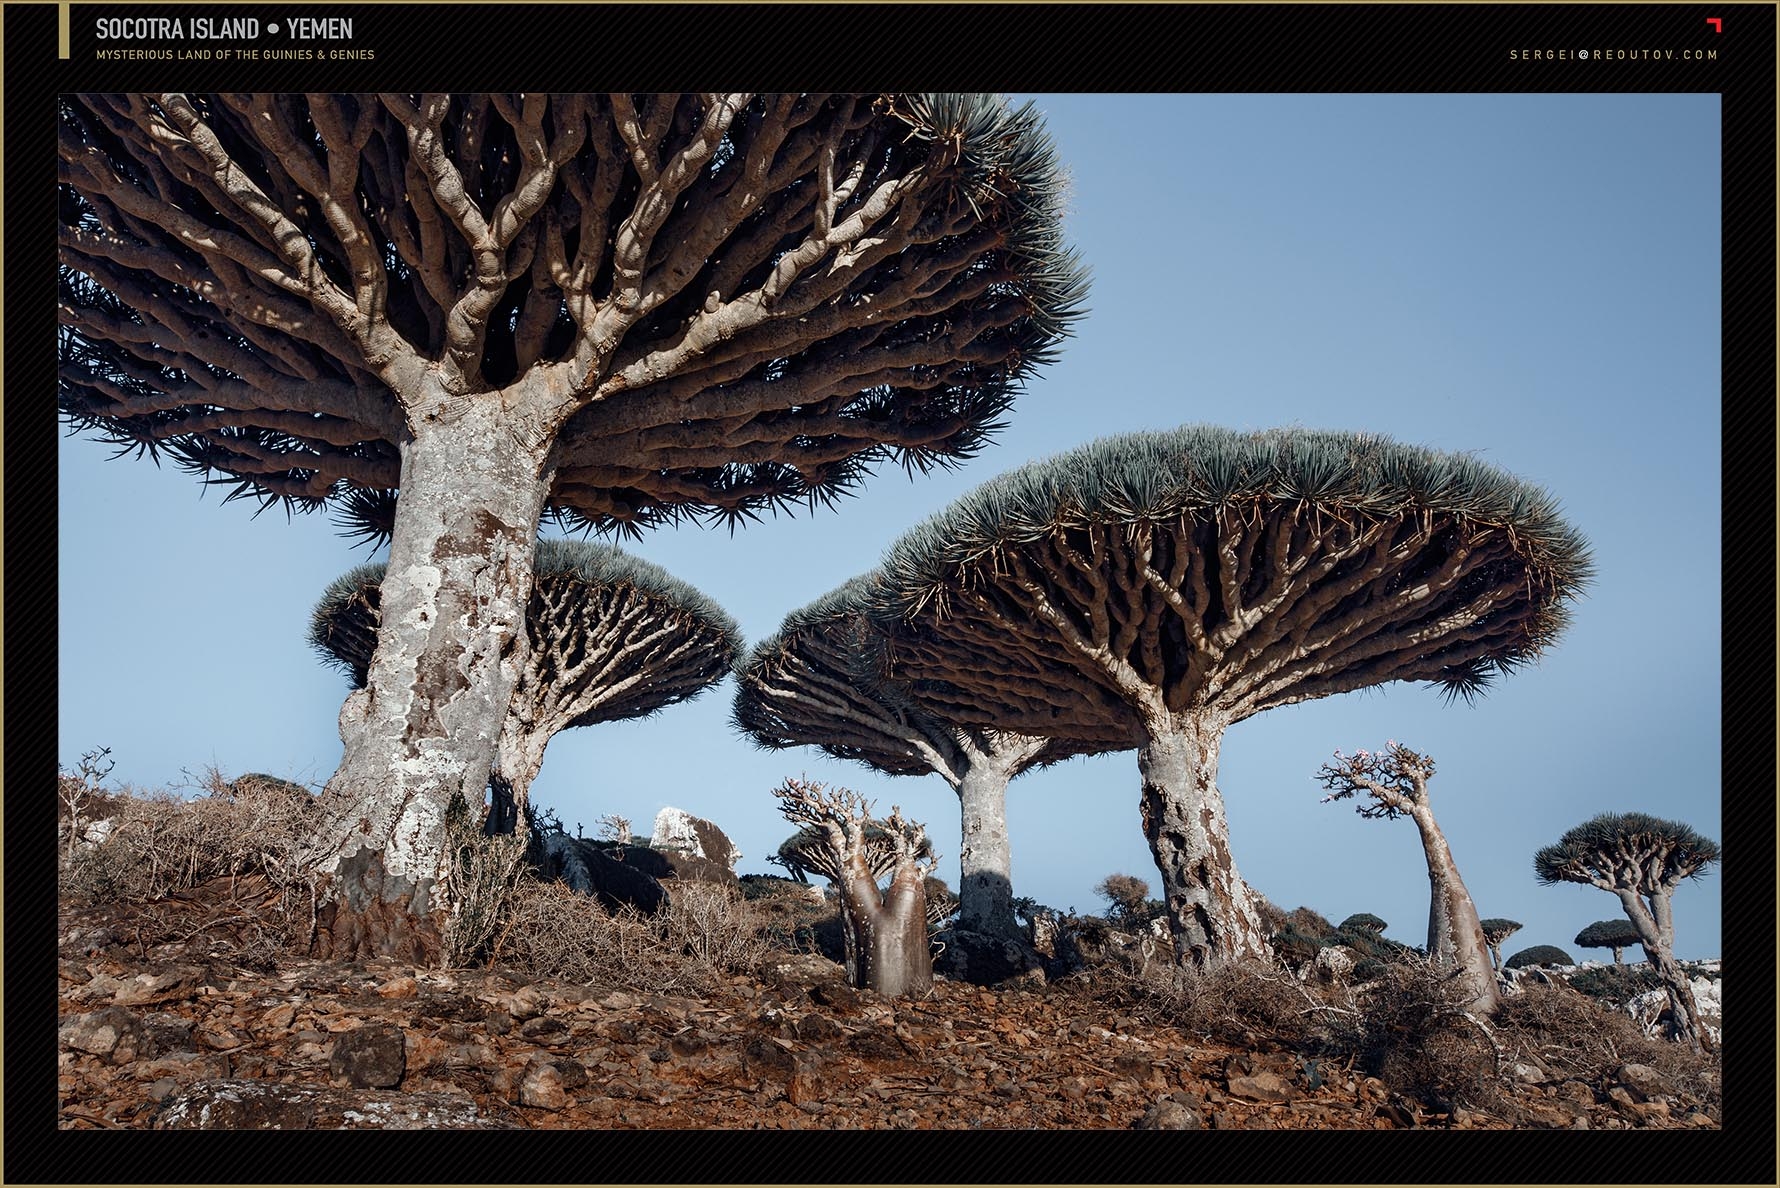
[873,427,1591,970]
[1135,713,1270,964]
[314,538,740,852]
[773,778,934,997]
[61,93,1086,960]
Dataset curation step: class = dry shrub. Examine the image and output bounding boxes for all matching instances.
[494,879,769,992]
[1493,983,1719,1113]
[1123,957,1335,1050]
[60,769,319,908]
[1349,961,1500,1111]
[438,793,530,969]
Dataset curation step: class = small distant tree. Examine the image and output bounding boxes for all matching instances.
[1535,812,1720,1050]
[1574,918,1643,968]
[1095,873,1152,926]
[1317,742,1497,1013]
[313,539,739,834]
[772,778,935,997]
[1504,944,1572,970]
[1339,912,1388,936]
[1478,918,1522,971]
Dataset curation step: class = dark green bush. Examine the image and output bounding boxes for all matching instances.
[1505,944,1573,969]
[1568,963,1661,1003]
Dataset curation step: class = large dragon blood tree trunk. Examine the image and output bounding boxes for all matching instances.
[314,391,557,962]
[954,755,1024,941]
[1136,710,1270,967]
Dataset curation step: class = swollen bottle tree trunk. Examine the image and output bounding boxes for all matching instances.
[1136,711,1270,966]
[1317,742,1497,1014]
[773,779,935,998]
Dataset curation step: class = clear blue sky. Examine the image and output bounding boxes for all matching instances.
[59,94,1722,959]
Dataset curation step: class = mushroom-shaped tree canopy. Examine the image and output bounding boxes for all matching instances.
[735,574,1097,941]
[1535,812,1720,1049]
[312,538,740,827]
[1573,918,1643,967]
[873,425,1591,968]
[1478,917,1523,970]
[1339,912,1388,935]
[61,93,1085,960]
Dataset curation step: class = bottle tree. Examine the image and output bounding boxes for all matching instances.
[1535,812,1720,1050]
[772,778,935,997]
[60,93,1085,958]
[310,538,739,836]
[733,575,1095,944]
[1317,742,1497,1012]
[872,426,1591,968]
[1573,918,1643,968]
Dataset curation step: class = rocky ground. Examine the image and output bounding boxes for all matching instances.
[57,901,1719,1132]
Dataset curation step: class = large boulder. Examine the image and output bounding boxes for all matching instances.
[538,834,667,914]
[933,928,1046,985]
[606,841,738,889]
[650,807,741,871]
[155,1080,514,1129]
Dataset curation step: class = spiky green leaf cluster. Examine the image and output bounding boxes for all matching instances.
[875,425,1593,699]
[1478,918,1522,943]
[310,538,741,687]
[1533,812,1721,888]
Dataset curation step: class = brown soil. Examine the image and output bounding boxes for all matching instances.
[56,892,1719,1132]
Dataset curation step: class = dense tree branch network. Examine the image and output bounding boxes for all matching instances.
[733,576,1078,785]
[60,92,1087,533]
[873,427,1591,742]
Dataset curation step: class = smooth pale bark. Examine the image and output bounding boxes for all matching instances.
[1135,712,1270,967]
[313,382,562,961]
[834,840,933,997]
[1407,805,1499,1013]
[1616,888,1707,1052]
[952,743,1031,943]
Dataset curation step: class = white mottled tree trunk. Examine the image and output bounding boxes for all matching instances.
[1136,711,1271,967]
[314,379,560,961]
[1407,804,1498,1013]
[954,753,1024,941]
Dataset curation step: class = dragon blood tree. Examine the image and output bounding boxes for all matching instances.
[310,538,739,836]
[873,426,1591,968]
[60,93,1084,958]
[1535,812,1720,1050]
[1573,918,1643,968]
[773,778,935,997]
[734,575,1094,944]
[1478,918,1523,971]
[1317,742,1497,1012]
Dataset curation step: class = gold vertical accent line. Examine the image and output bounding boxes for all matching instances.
[59,2,72,58]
